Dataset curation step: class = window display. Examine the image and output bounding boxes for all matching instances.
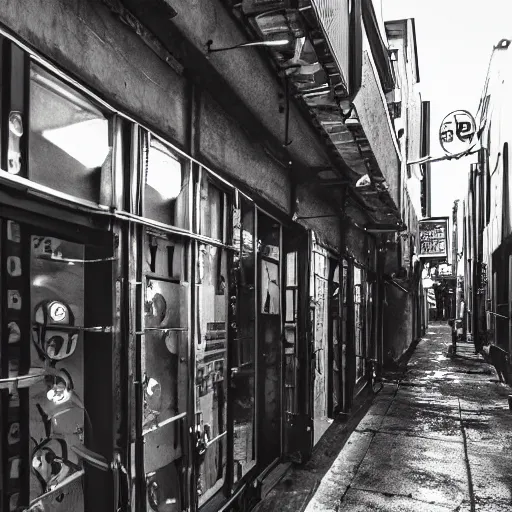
[142,235,189,512]
[257,213,281,466]
[29,64,111,203]
[195,243,228,504]
[231,199,256,484]
[198,171,225,240]
[29,236,86,511]
[145,137,189,229]
[354,267,365,381]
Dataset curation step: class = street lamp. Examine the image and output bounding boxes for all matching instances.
[206,39,289,54]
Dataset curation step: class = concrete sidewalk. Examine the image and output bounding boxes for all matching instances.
[304,322,512,511]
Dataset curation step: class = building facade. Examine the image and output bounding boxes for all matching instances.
[381,18,427,364]
[463,38,512,354]
[0,2,425,511]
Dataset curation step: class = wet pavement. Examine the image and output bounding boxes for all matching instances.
[256,322,512,511]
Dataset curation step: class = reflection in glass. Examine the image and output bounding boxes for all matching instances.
[195,244,228,504]
[312,247,329,442]
[146,461,181,512]
[257,213,281,465]
[331,263,341,413]
[145,138,189,229]
[29,236,85,510]
[261,260,279,315]
[29,64,110,202]
[354,267,365,381]
[232,199,256,483]
[142,236,188,512]
[143,279,185,429]
[199,171,225,240]
[283,243,299,456]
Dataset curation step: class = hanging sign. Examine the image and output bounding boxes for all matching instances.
[439,110,476,155]
[418,217,449,260]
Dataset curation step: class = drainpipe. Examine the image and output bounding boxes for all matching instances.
[470,164,479,352]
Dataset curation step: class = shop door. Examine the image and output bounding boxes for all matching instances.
[229,198,257,487]
[365,280,375,367]
[0,216,114,512]
[310,245,330,445]
[282,229,310,462]
[353,267,366,391]
[328,259,341,417]
[142,233,190,512]
[340,260,350,412]
[256,213,282,468]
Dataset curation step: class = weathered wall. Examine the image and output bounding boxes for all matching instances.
[1,0,353,218]
[0,0,189,145]
[165,0,331,171]
[344,223,375,270]
[354,51,400,208]
[295,183,341,252]
[199,91,291,212]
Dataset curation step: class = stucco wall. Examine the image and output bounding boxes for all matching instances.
[199,91,291,212]
[354,51,400,208]
[295,183,341,252]
[163,0,331,171]
[345,224,373,269]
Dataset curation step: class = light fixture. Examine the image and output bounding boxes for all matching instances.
[206,39,289,53]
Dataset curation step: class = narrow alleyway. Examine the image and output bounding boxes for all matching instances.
[257,323,512,511]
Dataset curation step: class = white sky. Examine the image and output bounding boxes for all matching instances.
[382,0,512,217]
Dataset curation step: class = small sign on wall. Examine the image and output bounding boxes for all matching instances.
[418,217,449,260]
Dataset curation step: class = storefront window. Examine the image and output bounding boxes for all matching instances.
[145,138,189,229]
[232,199,256,483]
[330,262,341,414]
[195,243,228,505]
[29,64,111,203]
[29,236,85,510]
[312,245,329,444]
[354,267,365,381]
[142,235,189,512]
[198,171,225,241]
[257,213,281,466]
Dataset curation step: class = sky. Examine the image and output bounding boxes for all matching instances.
[381,0,512,217]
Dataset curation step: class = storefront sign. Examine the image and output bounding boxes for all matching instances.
[439,110,476,155]
[418,217,449,260]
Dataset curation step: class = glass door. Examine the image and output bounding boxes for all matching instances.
[353,266,365,387]
[1,217,114,512]
[282,228,310,463]
[230,197,256,486]
[257,212,282,468]
[142,233,189,512]
[311,245,329,445]
[340,260,350,412]
[328,259,341,416]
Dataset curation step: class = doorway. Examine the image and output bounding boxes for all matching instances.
[0,214,114,512]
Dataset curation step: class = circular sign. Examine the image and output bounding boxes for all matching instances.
[439,110,476,155]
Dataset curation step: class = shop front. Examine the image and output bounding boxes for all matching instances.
[0,31,319,512]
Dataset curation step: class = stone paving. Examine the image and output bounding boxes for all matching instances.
[258,322,512,511]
